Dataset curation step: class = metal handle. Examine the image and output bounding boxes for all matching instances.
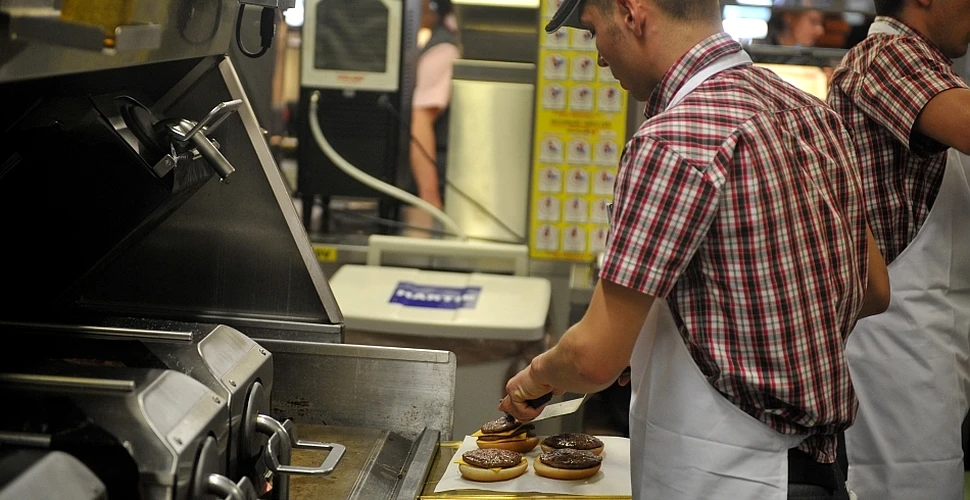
[256,414,346,476]
[183,100,243,140]
[189,132,235,182]
[207,474,257,500]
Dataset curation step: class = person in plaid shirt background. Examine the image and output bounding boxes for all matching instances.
[500,0,890,498]
[826,0,970,498]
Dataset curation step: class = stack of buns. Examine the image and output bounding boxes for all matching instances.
[472,414,539,453]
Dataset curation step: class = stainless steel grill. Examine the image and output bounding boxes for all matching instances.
[0,1,456,498]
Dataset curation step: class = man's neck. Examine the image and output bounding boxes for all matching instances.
[650,24,721,82]
[894,8,933,43]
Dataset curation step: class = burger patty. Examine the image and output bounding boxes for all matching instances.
[480,414,520,434]
[462,448,524,468]
[539,449,603,469]
[542,433,603,450]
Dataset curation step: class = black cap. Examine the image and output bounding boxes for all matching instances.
[544,0,587,33]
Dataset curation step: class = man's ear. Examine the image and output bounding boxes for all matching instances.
[617,0,644,36]
[913,0,931,8]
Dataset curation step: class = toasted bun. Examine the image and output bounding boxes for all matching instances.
[533,456,602,480]
[540,442,604,456]
[458,459,528,482]
[477,436,539,453]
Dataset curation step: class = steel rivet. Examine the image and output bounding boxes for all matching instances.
[213,396,221,404]
[174,437,183,445]
[229,379,237,387]
[259,348,267,355]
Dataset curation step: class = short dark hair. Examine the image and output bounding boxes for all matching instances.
[655,0,722,23]
[584,0,719,24]
[873,0,904,16]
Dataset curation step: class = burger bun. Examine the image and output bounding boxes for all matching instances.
[533,455,602,480]
[477,436,540,454]
[458,459,528,482]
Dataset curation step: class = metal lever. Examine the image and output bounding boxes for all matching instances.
[207,474,258,500]
[255,414,346,476]
[166,99,243,182]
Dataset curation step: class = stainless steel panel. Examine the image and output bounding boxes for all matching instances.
[0,368,230,500]
[445,64,535,244]
[0,450,107,500]
[0,0,235,83]
[262,341,457,440]
[453,0,539,63]
[76,58,345,340]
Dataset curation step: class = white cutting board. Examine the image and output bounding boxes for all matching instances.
[434,435,632,496]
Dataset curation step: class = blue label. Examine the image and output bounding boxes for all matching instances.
[389,282,482,309]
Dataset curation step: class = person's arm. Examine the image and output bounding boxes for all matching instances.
[499,279,654,421]
[858,224,890,319]
[857,39,970,155]
[914,88,970,155]
[409,106,444,209]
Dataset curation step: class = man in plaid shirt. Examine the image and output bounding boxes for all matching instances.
[500,0,889,498]
[826,1,970,498]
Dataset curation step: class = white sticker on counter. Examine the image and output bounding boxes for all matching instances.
[595,141,619,165]
[537,196,561,221]
[389,282,482,309]
[563,226,587,252]
[564,197,588,222]
[567,138,592,164]
[571,30,596,51]
[570,85,594,111]
[544,53,568,80]
[542,84,566,110]
[540,137,564,164]
[593,169,616,195]
[571,55,596,81]
[535,224,560,251]
[538,166,563,192]
[544,29,569,49]
[566,167,590,193]
[590,226,609,252]
[591,198,610,222]
[546,0,564,16]
[597,86,623,112]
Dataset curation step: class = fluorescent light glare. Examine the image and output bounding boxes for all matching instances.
[723,18,769,40]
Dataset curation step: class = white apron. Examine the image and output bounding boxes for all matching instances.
[843,20,970,500]
[627,49,809,500]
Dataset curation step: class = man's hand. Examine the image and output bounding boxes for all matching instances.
[498,365,558,422]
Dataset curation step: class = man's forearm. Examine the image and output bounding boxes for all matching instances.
[531,321,625,395]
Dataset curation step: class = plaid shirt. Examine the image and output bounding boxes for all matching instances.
[827,16,969,263]
[601,33,868,462]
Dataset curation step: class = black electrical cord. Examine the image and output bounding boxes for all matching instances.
[235,4,276,59]
[375,94,527,244]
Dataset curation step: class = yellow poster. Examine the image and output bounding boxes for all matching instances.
[529,0,628,262]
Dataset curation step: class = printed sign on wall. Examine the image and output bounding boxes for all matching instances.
[528,0,629,262]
